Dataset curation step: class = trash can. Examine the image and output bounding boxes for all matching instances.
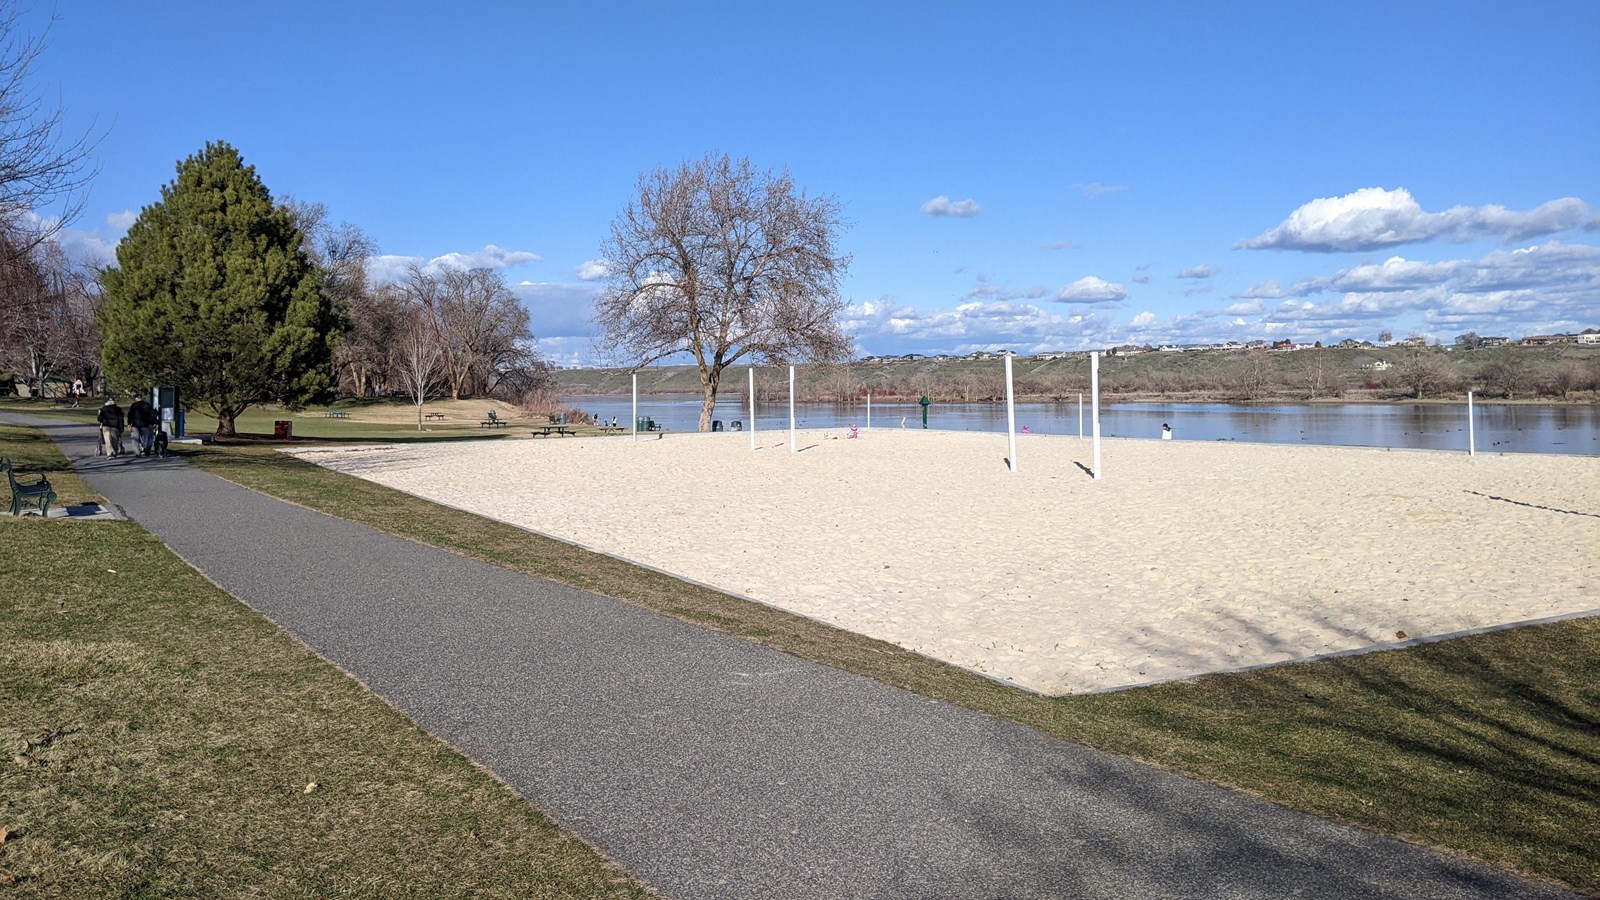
[712,420,723,432]
[273,420,292,439]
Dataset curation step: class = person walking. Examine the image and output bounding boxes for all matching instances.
[128,395,159,457]
[97,398,126,457]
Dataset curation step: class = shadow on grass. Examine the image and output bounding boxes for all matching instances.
[1052,614,1600,890]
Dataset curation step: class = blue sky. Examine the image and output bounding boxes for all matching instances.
[33,1,1600,365]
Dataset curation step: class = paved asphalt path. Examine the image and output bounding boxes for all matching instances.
[6,412,1578,900]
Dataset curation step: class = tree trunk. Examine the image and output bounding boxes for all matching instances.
[698,367,722,432]
[216,411,237,436]
[416,402,424,431]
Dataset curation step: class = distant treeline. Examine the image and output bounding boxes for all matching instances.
[554,345,1600,404]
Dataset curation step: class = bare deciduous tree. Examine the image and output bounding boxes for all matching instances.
[1394,346,1456,399]
[596,153,852,431]
[0,234,96,396]
[406,265,537,400]
[335,282,405,398]
[1481,351,1535,400]
[283,198,389,396]
[1544,361,1583,401]
[1229,351,1273,400]
[0,4,98,259]
[393,305,442,430]
[1296,349,1342,399]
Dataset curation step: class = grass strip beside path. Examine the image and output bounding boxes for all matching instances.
[0,428,652,897]
[184,440,1600,895]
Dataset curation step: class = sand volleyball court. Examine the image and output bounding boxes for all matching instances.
[288,430,1599,694]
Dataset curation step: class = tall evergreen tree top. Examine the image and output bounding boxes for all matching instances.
[99,141,340,434]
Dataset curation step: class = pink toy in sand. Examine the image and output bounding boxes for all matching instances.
[848,424,859,439]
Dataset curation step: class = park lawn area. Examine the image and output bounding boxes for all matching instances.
[0,426,652,897]
[0,422,103,509]
[181,436,1600,895]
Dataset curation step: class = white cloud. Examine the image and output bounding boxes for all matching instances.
[1238,187,1594,253]
[844,297,1116,354]
[509,280,604,337]
[368,243,543,284]
[41,209,121,268]
[57,228,118,267]
[1079,182,1127,199]
[965,276,1048,302]
[106,210,137,230]
[921,195,981,217]
[1176,264,1215,279]
[1223,300,1262,315]
[428,243,541,271]
[1234,280,1286,299]
[1130,275,1152,285]
[1054,275,1128,304]
[1129,311,1157,327]
[575,259,609,281]
[1042,240,1078,250]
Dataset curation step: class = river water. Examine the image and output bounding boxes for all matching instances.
[564,394,1600,456]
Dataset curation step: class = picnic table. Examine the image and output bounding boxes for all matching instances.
[531,424,574,438]
[324,410,350,418]
[599,426,625,436]
[424,413,446,421]
[480,411,507,428]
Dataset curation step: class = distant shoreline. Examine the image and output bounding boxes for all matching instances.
[560,386,1592,408]
[552,345,1600,407]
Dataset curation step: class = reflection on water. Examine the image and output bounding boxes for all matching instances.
[564,394,1600,456]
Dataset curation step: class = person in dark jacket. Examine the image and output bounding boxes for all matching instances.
[127,396,159,457]
[97,398,126,457]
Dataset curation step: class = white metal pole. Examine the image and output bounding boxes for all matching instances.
[1090,352,1102,480]
[788,365,797,454]
[866,391,872,430]
[1005,354,1018,473]
[1467,390,1475,456]
[631,373,638,442]
[1078,392,1083,439]
[749,367,757,451]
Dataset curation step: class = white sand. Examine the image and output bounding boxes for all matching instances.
[287,430,1600,695]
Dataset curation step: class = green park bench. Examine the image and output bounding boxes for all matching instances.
[2,457,56,517]
[480,410,507,428]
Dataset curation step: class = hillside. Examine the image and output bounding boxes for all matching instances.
[550,345,1600,404]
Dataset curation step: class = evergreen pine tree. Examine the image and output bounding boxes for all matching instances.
[98,141,342,436]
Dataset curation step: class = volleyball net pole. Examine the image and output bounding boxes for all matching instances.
[1005,354,1018,473]
[1091,352,1102,480]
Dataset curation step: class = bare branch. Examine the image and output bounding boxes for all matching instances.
[595,152,851,430]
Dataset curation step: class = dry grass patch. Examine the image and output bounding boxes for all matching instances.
[0,425,651,898]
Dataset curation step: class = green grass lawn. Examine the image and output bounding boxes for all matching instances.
[0,423,653,897]
[178,432,1599,895]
